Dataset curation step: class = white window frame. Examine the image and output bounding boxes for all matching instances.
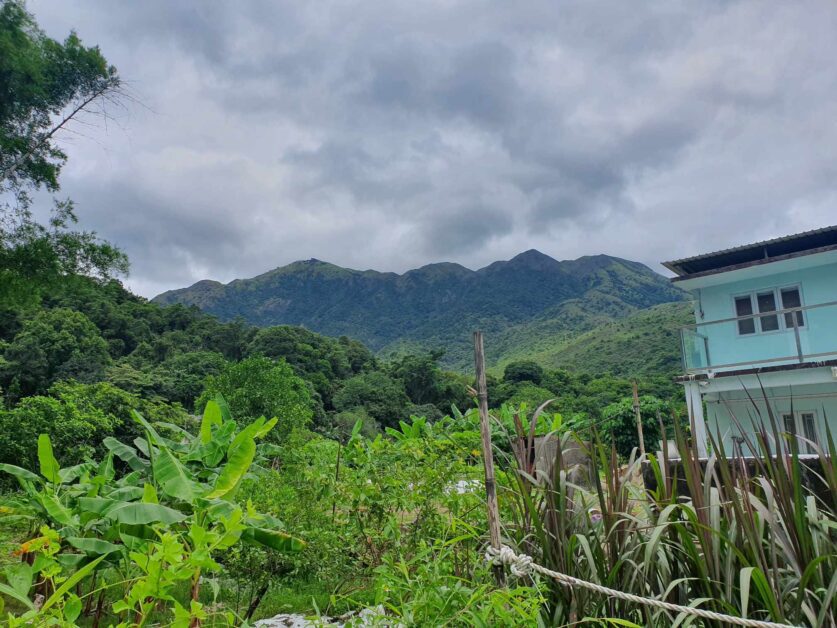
[732,284,805,337]
[780,410,819,454]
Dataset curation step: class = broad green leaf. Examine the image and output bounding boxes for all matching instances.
[0,463,40,484]
[66,537,122,556]
[142,483,159,503]
[131,409,162,443]
[107,502,186,525]
[103,437,148,472]
[201,400,223,444]
[55,554,87,569]
[207,437,256,500]
[64,594,82,623]
[97,453,115,482]
[0,582,34,611]
[252,417,278,440]
[37,434,60,483]
[78,497,122,517]
[37,493,74,526]
[41,555,106,613]
[241,526,305,552]
[107,486,145,502]
[214,394,233,423]
[59,463,93,484]
[3,563,32,597]
[153,445,197,502]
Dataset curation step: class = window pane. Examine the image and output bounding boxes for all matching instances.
[783,413,796,435]
[802,413,817,452]
[781,287,804,328]
[735,296,755,334]
[757,292,779,332]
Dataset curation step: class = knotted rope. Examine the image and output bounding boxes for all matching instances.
[485,544,797,628]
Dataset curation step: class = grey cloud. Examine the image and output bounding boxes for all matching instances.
[24,0,837,297]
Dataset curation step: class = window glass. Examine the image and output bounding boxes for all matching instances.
[757,291,779,332]
[735,296,755,334]
[801,412,817,453]
[780,287,804,328]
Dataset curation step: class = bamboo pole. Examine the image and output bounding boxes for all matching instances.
[473,331,505,587]
[632,381,646,458]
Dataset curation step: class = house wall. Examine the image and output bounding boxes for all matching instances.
[689,260,837,370]
[705,380,837,455]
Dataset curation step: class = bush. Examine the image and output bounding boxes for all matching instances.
[196,356,314,441]
[599,394,671,457]
[503,360,544,385]
[1,308,110,398]
[333,371,410,428]
[0,381,189,474]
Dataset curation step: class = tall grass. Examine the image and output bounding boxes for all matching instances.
[499,398,836,627]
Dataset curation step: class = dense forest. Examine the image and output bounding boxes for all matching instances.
[0,271,684,470]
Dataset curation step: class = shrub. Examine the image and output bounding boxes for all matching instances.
[503,360,545,385]
[196,356,314,441]
[599,394,670,457]
[1,308,110,398]
[0,381,189,476]
[333,371,409,428]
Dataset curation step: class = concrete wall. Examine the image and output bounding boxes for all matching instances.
[690,259,837,370]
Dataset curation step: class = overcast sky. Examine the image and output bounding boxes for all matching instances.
[28,0,837,298]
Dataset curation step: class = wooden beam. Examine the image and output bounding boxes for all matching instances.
[473,331,505,587]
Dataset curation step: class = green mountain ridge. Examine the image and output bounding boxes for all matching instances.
[154,250,688,371]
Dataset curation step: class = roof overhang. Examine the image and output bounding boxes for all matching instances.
[662,225,837,282]
[673,246,837,291]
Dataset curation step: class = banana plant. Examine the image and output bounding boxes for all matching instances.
[0,396,304,627]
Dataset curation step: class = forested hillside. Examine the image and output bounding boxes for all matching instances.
[154,250,687,367]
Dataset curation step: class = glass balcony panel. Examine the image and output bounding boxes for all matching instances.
[680,300,837,373]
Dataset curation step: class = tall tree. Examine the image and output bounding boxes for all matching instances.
[0,0,128,307]
[0,0,121,195]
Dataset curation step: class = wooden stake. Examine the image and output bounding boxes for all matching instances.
[474,331,505,587]
[632,381,646,458]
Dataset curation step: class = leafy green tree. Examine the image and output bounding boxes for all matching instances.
[503,360,544,385]
[0,2,127,308]
[504,382,556,412]
[599,395,671,458]
[389,352,445,405]
[0,380,188,474]
[152,350,228,409]
[0,394,111,472]
[247,325,373,410]
[0,0,120,195]
[1,307,110,397]
[196,356,314,441]
[333,371,410,428]
[329,407,380,442]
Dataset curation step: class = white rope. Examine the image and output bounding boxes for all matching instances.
[485,545,798,628]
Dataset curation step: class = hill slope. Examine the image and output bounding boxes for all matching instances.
[154,251,686,369]
[490,301,693,377]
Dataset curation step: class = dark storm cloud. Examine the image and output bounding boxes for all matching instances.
[26,0,837,297]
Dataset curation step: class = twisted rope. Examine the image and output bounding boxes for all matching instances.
[485,545,797,628]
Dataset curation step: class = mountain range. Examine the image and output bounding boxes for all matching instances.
[153,250,689,372]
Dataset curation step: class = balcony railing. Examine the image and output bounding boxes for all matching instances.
[680,300,837,373]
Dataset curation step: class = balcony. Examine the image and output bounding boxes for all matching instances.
[680,300,837,373]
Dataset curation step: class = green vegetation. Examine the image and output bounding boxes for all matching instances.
[3,4,832,625]
[1,0,127,309]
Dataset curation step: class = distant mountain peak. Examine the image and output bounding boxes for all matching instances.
[152,251,685,361]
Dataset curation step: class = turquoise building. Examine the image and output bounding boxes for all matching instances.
[663,226,837,457]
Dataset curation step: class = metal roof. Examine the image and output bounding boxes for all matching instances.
[662,225,837,278]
